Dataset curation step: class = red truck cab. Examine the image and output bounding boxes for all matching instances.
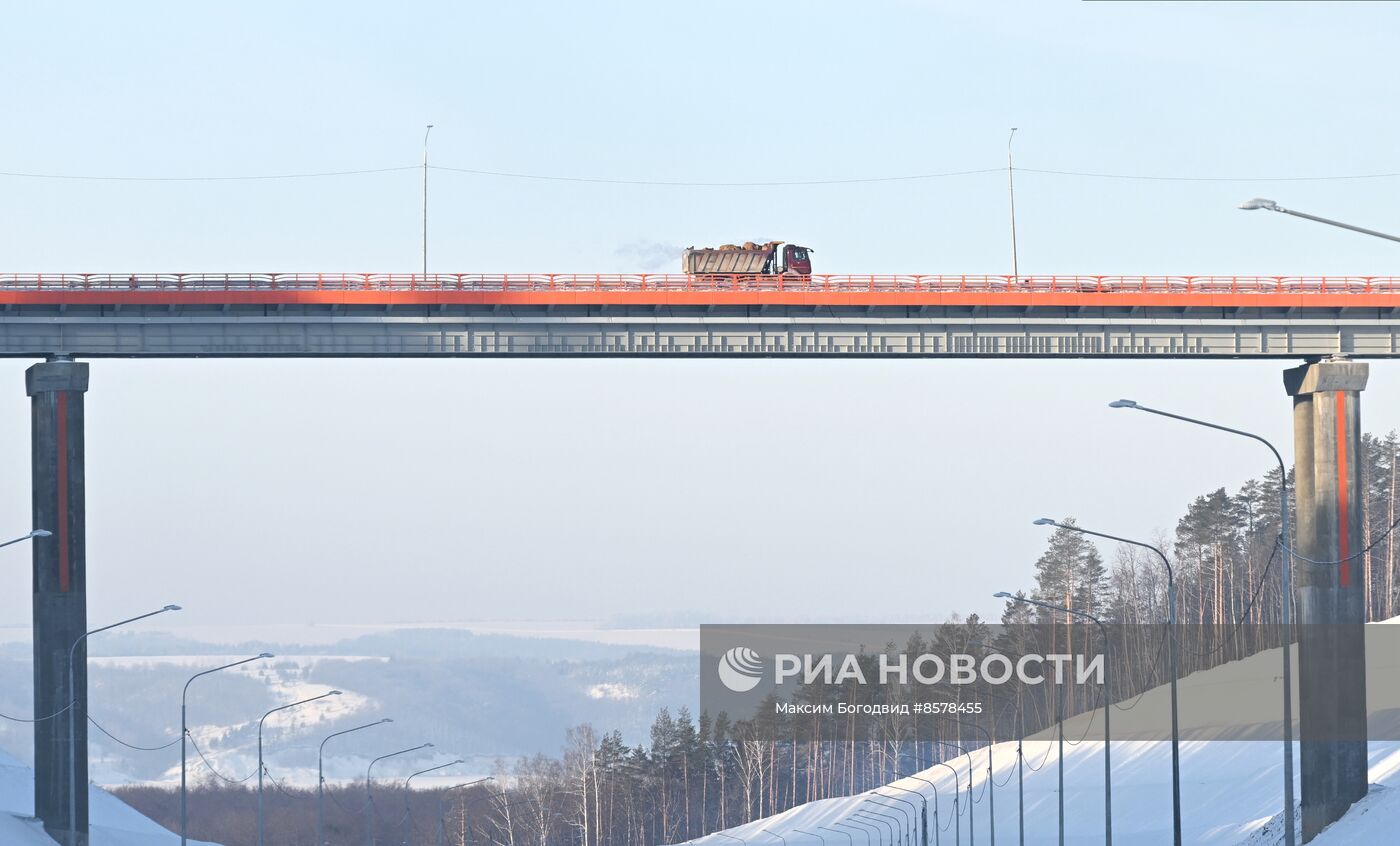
[782,244,813,275]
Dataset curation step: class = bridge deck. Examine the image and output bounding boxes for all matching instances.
[4,275,1400,358]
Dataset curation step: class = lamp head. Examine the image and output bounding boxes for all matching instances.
[163,605,182,612]
[30,529,52,538]
[380,718,393,724]
[1032,517,1055,526]
[1239,198,1279,211]
[1108,399,1138,409]
[258,652,275,659]
[329,690,343,696]
[425,742,435,748]
[993,591,1014,599]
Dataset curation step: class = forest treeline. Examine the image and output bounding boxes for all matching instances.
[115,433,1400,845]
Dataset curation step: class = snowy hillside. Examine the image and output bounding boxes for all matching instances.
[0,748,220,846]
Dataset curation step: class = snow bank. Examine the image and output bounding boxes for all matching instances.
[1,748,221,845]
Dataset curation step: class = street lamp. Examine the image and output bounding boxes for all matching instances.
[760,828,788,845]
[0,528,50,549]
[1110,397,1296,846]
[940,740,976,846]
[942,716,996,846]
[318,718,392,846]
[853,810,898,845]
[1238,198,1400,243]
[258,690,342,846]
[436,778,492,846]
[885,784,930,846]
[1034,517,1182,846]
[874,792,923,846]
[997,592,1112,845]
[181,653,274,846]
[367,743,433,846]
[834,821,877,846]
[819,826,854,846]
[69,604,181,840]
[794,830,829,846]
[913,764,962,846]
[402,759,464,845]
[422,124,434,277]
[830,822,873,846]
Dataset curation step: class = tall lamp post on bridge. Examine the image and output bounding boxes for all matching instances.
[367,742,433,846]
[69,604,182,843]
[1109,398,1298,845]
[1033,517,1182,846]
[1239,199,1400,244]
[257,690,342,846]
[181,652,274,846]
[317,718,392,846]
[422,124,434,278]
[1,528,49,550]
[996,592,1112,846]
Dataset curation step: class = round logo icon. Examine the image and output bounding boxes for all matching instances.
[717,646,764,693]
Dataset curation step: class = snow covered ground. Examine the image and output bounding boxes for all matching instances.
[0,748,221,846]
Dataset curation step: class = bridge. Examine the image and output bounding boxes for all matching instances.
[5,273,1400,357]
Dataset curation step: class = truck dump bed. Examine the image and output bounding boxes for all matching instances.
[682,244,776,274]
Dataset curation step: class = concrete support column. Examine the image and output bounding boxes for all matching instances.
[1284,358,1370,842]
[28,358,90,846]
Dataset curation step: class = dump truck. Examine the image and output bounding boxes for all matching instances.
[681,241,813,275]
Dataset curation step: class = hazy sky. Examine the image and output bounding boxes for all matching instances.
[2,1,1400,633]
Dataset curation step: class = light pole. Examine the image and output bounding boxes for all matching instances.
[831,822,873,846]
[760,828,788,845]
[941,740,975,846]
[1,528,49,549]
[875,791,924,846]
[997,592,1112,845]
[1110,397,1295,846]
[886,784,930,846]
[318,719,392,846]
[436,778,492,846]
[69,604,181,841]
[258,691,342,846]
[422,124,434,278]
[1239,198,1400,244]
[820,826,856,846]
[181,653,274,845]
[918,764,963,846]
[853,809,898,845]
[402,759,464,845]
[1034,517,1181,845]
[794,830,829,846]
[367,743,433,846]
[944,717,995,846]
[1007,127,1020,284]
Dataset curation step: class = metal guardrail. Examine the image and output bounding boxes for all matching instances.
[2,273,1400,295]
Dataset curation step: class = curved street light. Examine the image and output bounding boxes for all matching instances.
[1034,517,1181,846]
[436,778,493,846]
[1110,397,1296,846]
[1,528,50,549]
[366,743,433,846]
[258,690,342,846]
[874,791,924,846]
[69,604,181,841]
[997,591,1112,845]
[831,821,874,846]
[402,759,464,845]
[853,810,897,845]
[317,718,392,846]
[1239,199,1400,244]
[181,653,274,845]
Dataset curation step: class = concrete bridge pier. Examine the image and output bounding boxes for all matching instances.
[27,358,90,846]
[1284,357,1370,842]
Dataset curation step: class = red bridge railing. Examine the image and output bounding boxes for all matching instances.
[3,274,1400,295]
